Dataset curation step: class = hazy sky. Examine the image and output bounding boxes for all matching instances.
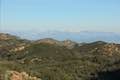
[1,0,120,32]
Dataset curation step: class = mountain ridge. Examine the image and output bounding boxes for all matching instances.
[1,31,120,43]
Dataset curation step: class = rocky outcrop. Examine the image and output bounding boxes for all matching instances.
[10,44,26,52]
[102,43,120,56]
[4,70,41,80]
[62,40,77,49]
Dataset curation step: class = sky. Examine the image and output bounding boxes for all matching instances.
[0,0,120,32]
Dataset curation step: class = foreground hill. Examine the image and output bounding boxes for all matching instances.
[0,33,120,80]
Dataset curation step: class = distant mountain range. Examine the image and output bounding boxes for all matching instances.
[1,30,120,43]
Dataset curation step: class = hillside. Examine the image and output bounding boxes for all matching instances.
[0,33,120,80]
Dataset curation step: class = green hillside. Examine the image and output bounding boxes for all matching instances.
[0,33,120,80]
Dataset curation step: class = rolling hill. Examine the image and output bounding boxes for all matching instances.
[0,33,120,80]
